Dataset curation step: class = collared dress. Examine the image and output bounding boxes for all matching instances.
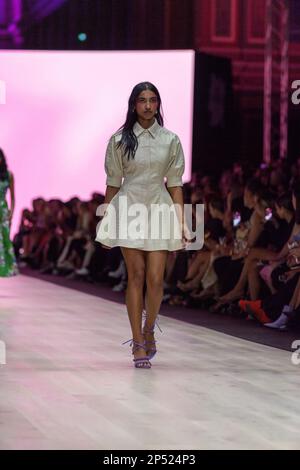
[95,118,185,251]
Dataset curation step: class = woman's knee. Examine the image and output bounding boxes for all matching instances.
[146,273,164,290]
[127,266,145,288]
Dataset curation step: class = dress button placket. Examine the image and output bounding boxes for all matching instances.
[146,132,150,171]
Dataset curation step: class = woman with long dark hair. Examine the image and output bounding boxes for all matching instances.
[96,82,185,368]
[0,148,18,276]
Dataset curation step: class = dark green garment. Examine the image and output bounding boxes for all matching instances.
[0,178,18,277]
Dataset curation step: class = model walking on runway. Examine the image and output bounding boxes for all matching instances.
[0,149,18,277]
[96,82,186,368]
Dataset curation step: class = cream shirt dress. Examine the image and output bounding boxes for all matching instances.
[95,118,185,251]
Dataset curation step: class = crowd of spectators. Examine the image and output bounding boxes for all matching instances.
[14,157,300,332]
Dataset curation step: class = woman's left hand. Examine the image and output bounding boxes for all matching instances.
[181,224,193,249]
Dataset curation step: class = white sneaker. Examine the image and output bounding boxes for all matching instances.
[75,267,89,276]
[112,280,127,292]
[264,313,289,329]
[108,260,125,279]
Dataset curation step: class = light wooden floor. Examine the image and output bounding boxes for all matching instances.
[0,274,300,450]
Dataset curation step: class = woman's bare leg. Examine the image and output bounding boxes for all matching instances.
[144,250,168,354]
[218,259,250,301]
[185,250,207,279]
[145,250,168,326]
[248,261,262,300]
[220,248,277,302]
[121,247,147,360]
[57,236,74,265]
[81,241,96,269]
[177,251,211,291]
[164,252,177,284]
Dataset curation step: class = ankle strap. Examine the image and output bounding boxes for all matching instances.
[122,338,147,355]
[142,310,163,333]
[122,338,145,348]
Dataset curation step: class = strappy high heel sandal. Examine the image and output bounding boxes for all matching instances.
[142,325,157,360]
[122,339,151,369]
[142,310,163,360]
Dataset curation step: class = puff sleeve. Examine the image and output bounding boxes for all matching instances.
[165,135,185,188]
[104,135,123,188]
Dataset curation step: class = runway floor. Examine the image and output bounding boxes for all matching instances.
[1,275,300,450]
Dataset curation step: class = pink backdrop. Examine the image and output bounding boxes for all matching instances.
[0,50,194,236]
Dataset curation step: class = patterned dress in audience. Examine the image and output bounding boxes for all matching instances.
[0,176,18,276]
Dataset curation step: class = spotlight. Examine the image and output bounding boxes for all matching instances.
[77,33,87,42]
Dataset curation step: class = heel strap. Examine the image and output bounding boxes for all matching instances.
[122,338,147,354]
[142,310,163,333]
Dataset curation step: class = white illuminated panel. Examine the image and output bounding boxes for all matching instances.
[0,50,194,236]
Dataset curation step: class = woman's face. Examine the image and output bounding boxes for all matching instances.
[135,90,158,122]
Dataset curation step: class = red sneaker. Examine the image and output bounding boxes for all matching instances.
[245,302,271,324]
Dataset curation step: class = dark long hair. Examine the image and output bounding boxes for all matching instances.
[0,148,9,182]
[276,192,294,214]
[115,82,164,160]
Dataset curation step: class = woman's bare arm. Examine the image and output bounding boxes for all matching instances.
[8,172,15,220]
[104,185,120,206]
[247,211,264,248]
[167,186,184,232]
